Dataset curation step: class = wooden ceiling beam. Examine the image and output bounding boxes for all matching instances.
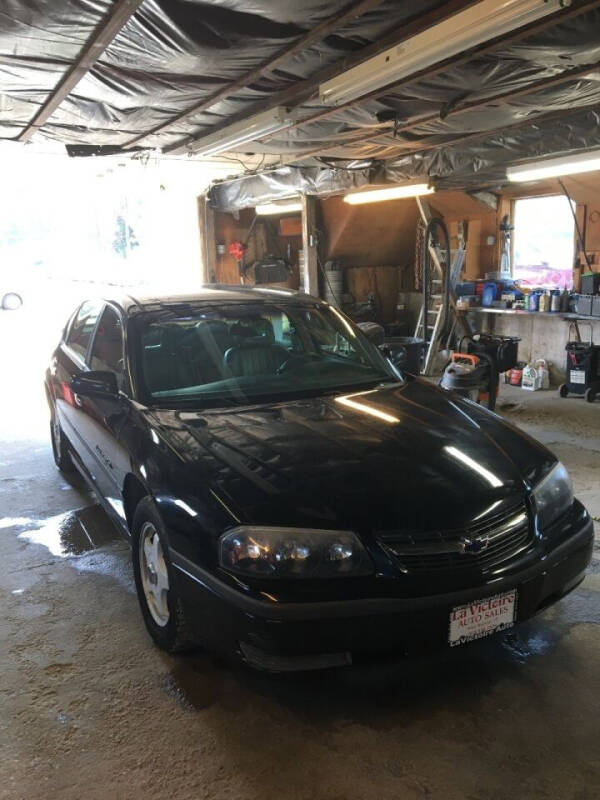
[368,59,600,143]
[379,102,600,162]
[17,0,144,142]
[122,0,389,149]
[292,58,600,161]
[165,0,600,157]
[163,0,481,155]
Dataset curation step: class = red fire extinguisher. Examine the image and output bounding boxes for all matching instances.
[228,241,246,282]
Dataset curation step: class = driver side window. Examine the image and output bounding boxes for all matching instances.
[90,306,125,390]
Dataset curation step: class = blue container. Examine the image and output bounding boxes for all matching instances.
[456,281,476,297]
[529,291,539,312]
[481,281,498,308]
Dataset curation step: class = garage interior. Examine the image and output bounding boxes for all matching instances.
[1,1,600,798]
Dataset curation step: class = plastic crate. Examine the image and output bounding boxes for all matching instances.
[574,294,594,316]
[580,272,600,295]
[456,282,476,297]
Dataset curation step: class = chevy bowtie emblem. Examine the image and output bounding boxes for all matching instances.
[459,536,489,554]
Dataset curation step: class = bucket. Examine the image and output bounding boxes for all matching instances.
[385,336,425,374]
[323,263,343,307]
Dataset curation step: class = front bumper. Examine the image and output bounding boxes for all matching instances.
[171,502,594,671]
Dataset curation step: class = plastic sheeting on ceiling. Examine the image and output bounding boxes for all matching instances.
[1,0,600,199]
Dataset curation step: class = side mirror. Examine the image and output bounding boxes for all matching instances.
[71,370,119,398]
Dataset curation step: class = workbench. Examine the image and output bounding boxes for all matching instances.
[456,307,600,382]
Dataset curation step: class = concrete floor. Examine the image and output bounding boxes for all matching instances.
[1,306,599,800]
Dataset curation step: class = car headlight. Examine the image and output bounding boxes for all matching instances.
[219,526,373,579]
[533,461,573,530]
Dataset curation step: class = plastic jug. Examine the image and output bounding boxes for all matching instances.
[482,281,498,307]
[529,291,539,312]
[521,363,539,390]
[535,359,550,390]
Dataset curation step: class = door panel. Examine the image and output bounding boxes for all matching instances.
[80,305,130,524]
[56,301,102,479]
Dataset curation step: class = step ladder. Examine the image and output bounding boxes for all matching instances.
[414,198,471,375]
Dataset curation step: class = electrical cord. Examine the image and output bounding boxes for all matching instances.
[311,227,343,306]
[558,178,592,271]
[317,251,342,306]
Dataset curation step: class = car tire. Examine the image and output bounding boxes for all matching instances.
[50,414,75,472]
[585,387,596,403]
[131,497,196,654]
[558,384,568,398]
[1,292,22,310]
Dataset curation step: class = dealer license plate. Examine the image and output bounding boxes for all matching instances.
[449,590,517,647]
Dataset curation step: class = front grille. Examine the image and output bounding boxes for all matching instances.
[378,501,531,574]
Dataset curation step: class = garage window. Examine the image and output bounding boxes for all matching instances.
[513,195,575,289]
[66,301,101,361]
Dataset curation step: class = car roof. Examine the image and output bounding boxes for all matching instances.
[103,285,321,316]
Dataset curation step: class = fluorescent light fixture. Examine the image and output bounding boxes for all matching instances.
[507,149,600,182]
[255,199,302,215]
[344,184,433,205]
[188,107,291,157]
[320,0,566,106]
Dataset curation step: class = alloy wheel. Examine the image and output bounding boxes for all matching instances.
[139,522,170,627]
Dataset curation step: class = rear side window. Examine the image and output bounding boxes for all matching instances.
[66,301,101,361]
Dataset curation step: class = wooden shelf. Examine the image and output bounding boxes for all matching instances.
[457,307,600,322]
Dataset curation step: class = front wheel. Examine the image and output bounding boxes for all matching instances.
[131,497,196,653]
[585,387,597,403]
[558,384,569,398]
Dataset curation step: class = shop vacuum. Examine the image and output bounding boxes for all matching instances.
[440,333,520,411]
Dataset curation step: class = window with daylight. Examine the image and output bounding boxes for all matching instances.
[513,195,575,289]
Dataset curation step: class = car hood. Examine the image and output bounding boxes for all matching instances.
[147,379,553,534]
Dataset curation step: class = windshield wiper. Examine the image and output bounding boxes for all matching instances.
[315,377,400,397]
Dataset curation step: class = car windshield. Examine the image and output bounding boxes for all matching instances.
[137,301,400,407]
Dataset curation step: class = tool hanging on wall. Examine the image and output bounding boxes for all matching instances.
[228,241,247,282]
[499,214,514,273]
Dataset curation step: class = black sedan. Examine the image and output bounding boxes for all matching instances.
[45,288,593,671]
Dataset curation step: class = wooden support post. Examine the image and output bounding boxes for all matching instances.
[301,194,319,296]
[197,195,217,284]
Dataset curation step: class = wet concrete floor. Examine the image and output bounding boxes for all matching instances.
[1,321,599,800]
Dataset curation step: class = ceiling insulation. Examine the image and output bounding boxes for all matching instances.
[1,0,600,198]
